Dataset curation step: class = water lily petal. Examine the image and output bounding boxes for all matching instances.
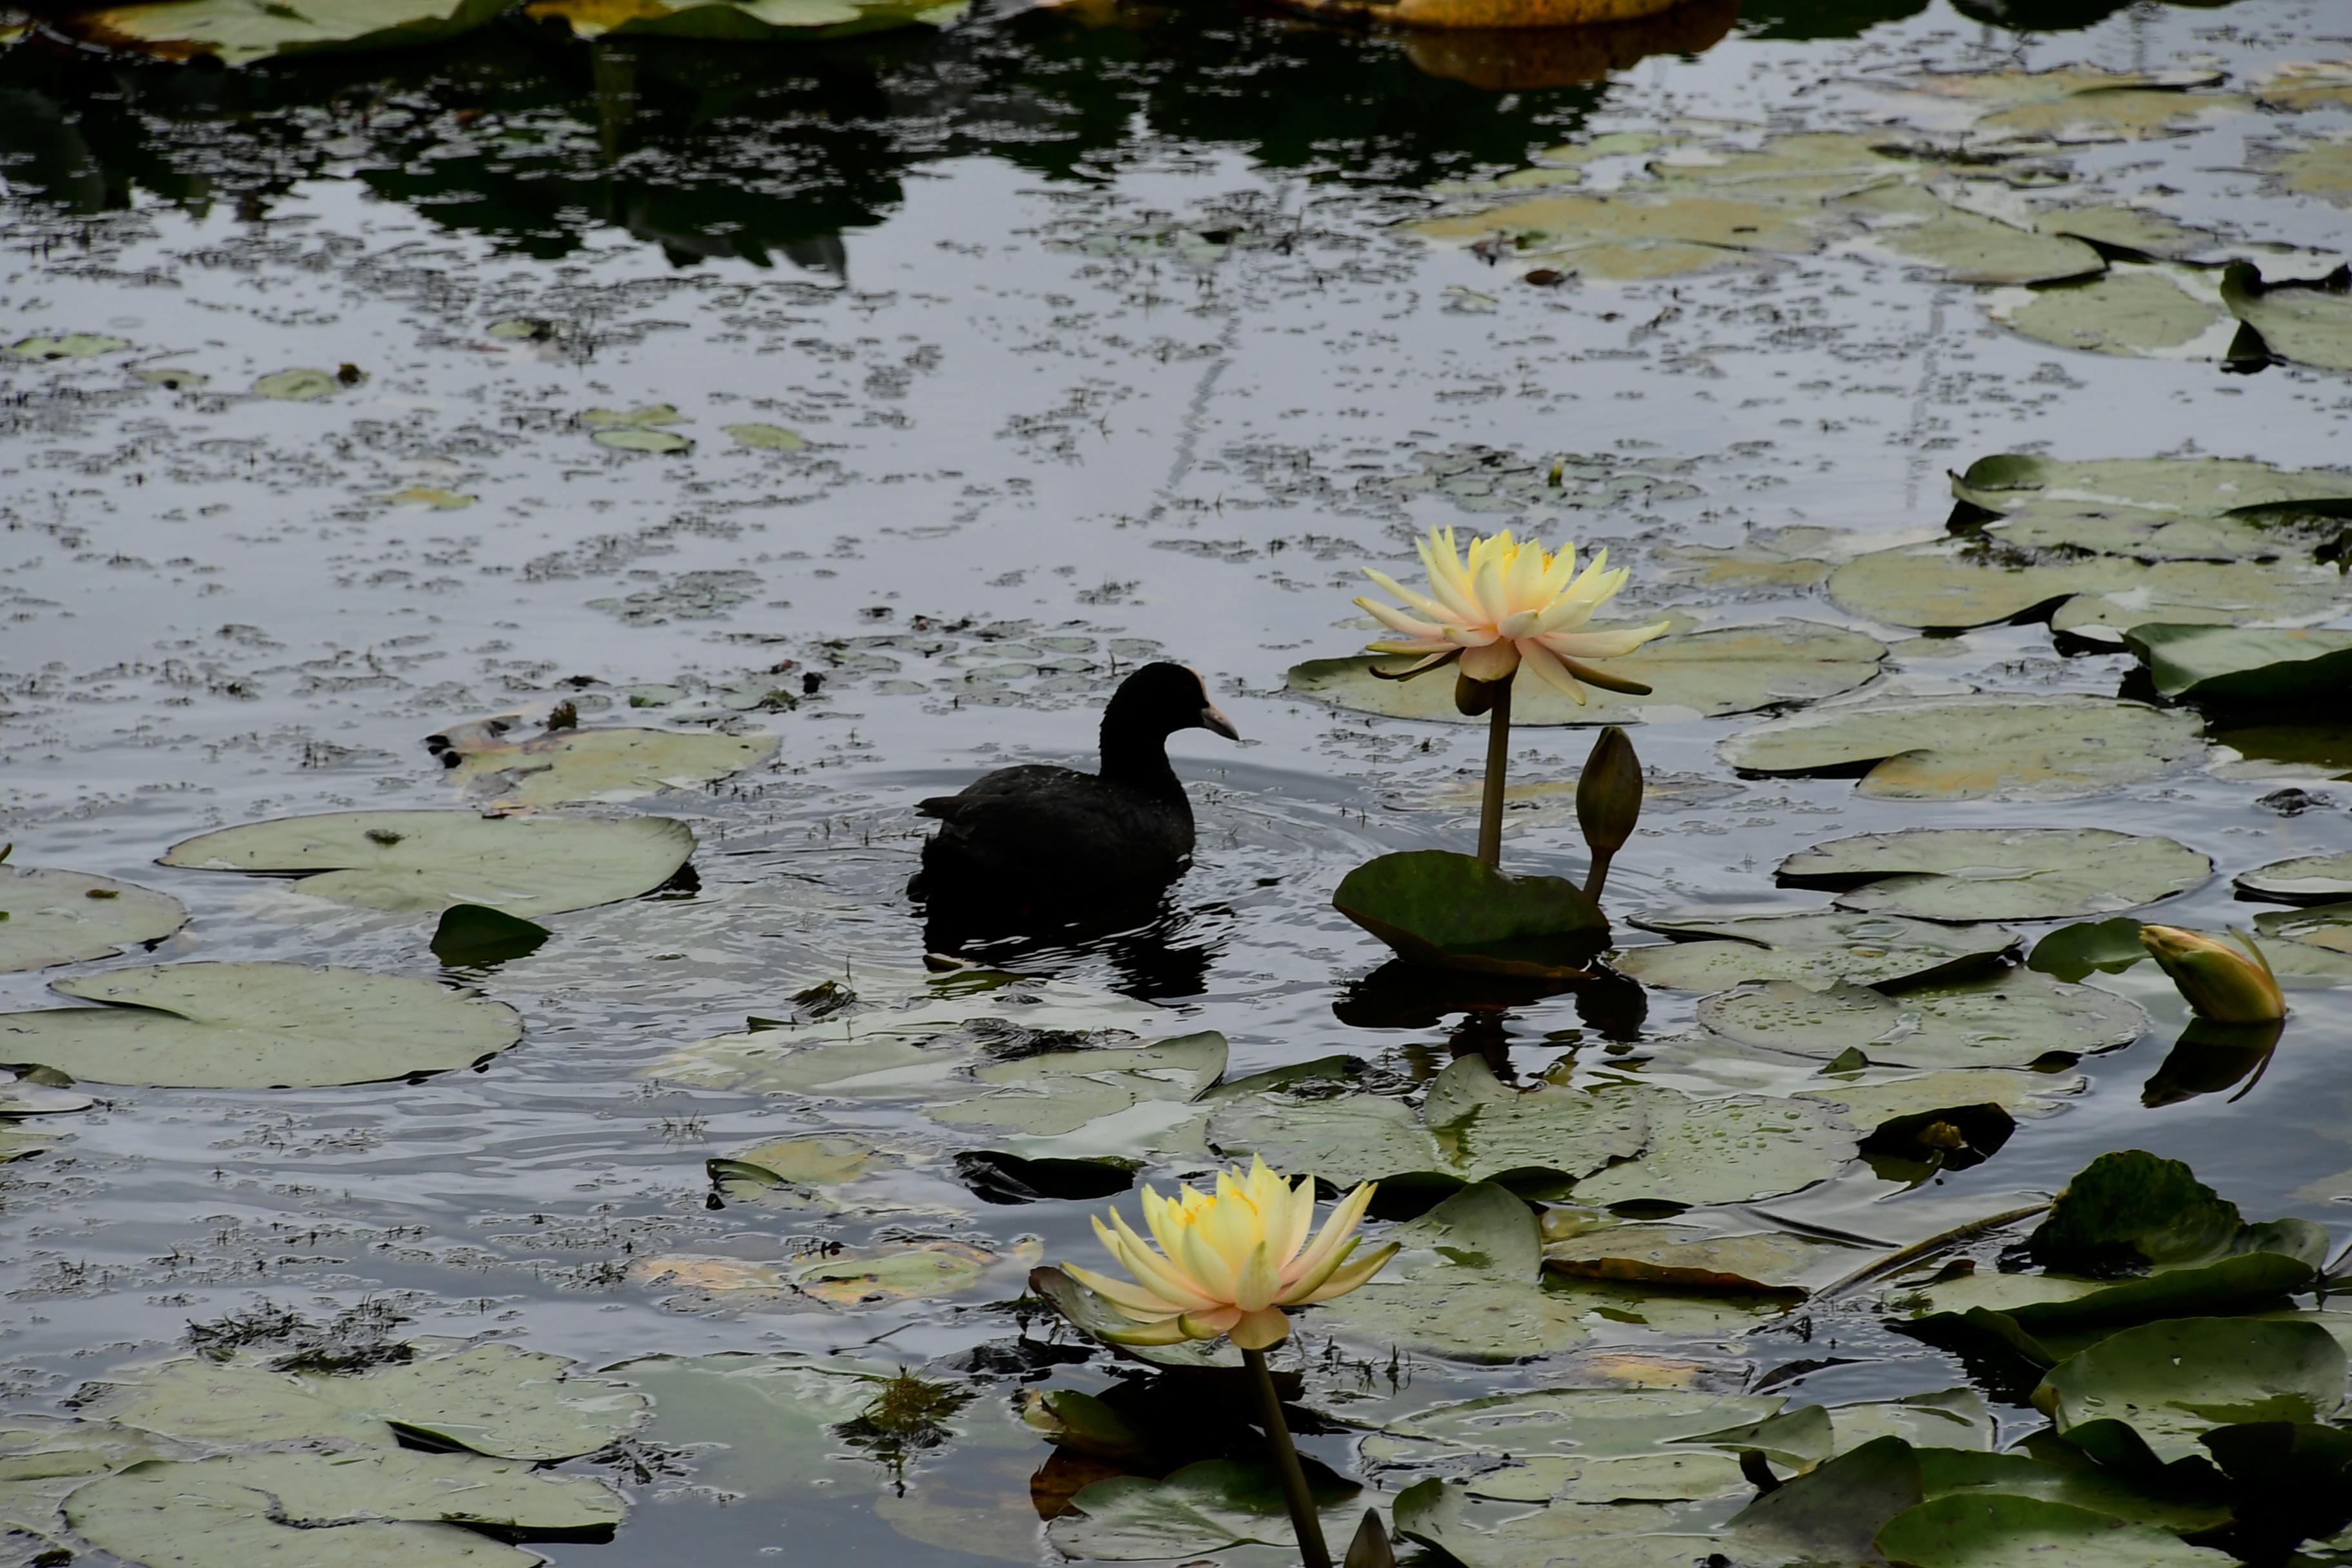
[1064,1260,1186,1320]
[1360,571,1453,627]
[1234,1240,1282,1313]
[1296,1240,1400,1304]
[1357,595,1447,641]
[1461,640,1521,682]
[1519,640,1589,704]
[1230,1306,1291,1350]
[1288,1180,1375,1282]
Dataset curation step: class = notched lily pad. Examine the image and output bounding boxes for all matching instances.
[162,809,694,920]
[1698,968,2144,1070]
[2222,261,2352,373]
[1319,1181,1589,1363]
[427,720,778,807]
[70,0,511,64]
[0,961,522,1088]
[1335,851,1607,981]
[8,333,129,359]
[1721,695,2203,800]
[526,0,965,42]
[2038,1316,2348,1464]
[2125,623,2352,708]
[1616,910,2019,990]
[250,368,340,400]
[1568,1089,1854,1209]
[2238,852,2352,905]
[1776,827,2211,922]
[0,864,188,972]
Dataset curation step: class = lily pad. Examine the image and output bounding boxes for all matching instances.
[1950,453,2352,518]
[1029,1265,1237,1370]
[1616,910,2019,991]
[1567,1090,1854,1209]
[430,904,552,966]
[2027,1149,2324,1275]
[1395,1479,1729,1568]
[1776,828,2211,922]
[427,721,777,807]
[1206,1053,1647,1199]
[8,333,128,358]
[1288,622,1887,725]
[1720,694,2204,799]
[0,1068,93,1117]
[1049,1460,1360,1562]
[72,0,511,63]
[2037,1317,2348,1463]
[1989,266,2235,358]
[2254,901,2352,954]
[2125,623,2352,707]
[725,422,808,449]
[1874,1493,2231,1568]
[2239,853,2352,905]
[1865,208,2102,285]
[1830,538,2344,636]
[603,1351,899,1500]
[593,427,692,454]
[0,865,188,972]
[1912,1447,2230,1534]
[1318,1182,1589,1363]
[1698,968,2146,1069]
[0,1129,61,1162]
[1540,1224,1847,1295]
[79,1343,645,1462]
[2222,262,2352,373]
[2266,138,2352,207]
[161,810,694,919]
[250,368,340,400]
[925,1032,1226,1146]
[526,0,964,41]
[0,961,522,1088]
[1334,852,1607,981]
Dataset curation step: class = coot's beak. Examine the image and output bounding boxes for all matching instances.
[1200,703,1241,741]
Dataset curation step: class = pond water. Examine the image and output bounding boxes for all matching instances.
[3,0,2351,1562]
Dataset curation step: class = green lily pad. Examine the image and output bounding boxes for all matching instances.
[1028,1265,1237,1369]
[8,333,128,359]
[1616,910,2019,991]
[2266,138,2352,206]
[162,810,693,919]
[2222,261,2352,373]
[925,1031,1226,1146]
[430,903,552,966]
[2028,916,2164,980]
[1950,453,2352,518]
[1318,1182,1588,1364]
[1990,265,2234,358]
[1288,622,1887,726]
[250,368,340,400]
[0,1128,61,1162]
[527,0,964,41]
[580,403,687,427]
[2255,901,2352,954]
[1913,1447,2231,1534]
[1875,1493,2232,1568]
[1720,694,2203,799]
[593,427,692,454]
[132,366,209,389]
[2029,1149,2324,1275]
[1728,1435,1923,1565]
[1540,1224,1848,1295]
[72,0,511,63]
[2037,1317,2348,1463]
[1567,1090,1854,1209]
[2239,853,2352,905]
[1335,852,1607,981]
[1867,208,2102,285]
[724,422,808,449]
[1206,1053,1647,1199]
[80,1343,645,1462]
[1776,828,2211,922]
[1415,188,1836,280]
[0,1067,93,1117]
[428,722,777,807]
[0,961,522,1088]
[1698,968,2145,1069]
[1050,1460,1360,1562]
[0,865,188,972]
[604,1351,901,1500]
[1395,1478,1730,1568]
[2125,623,2352,707]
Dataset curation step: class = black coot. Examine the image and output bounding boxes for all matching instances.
[910,663,1240,904]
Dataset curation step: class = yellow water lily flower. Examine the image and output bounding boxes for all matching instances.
[2140,925,2285,1024]
[1356,525,1671,701]
[1064,1157,1396,1351]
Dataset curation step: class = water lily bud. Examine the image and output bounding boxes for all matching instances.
[2138,925,2284,1024]
[1454,671,1504,716]
[1576,725,1642,858]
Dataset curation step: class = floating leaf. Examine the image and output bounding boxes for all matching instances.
[603,1351,899,1500]
[1540,1224,1847,1295]
[0,1128,61,1162]
[1288,622,1886,725]
[0,865,187,972]
[1728,1435,1921,1565]
[132,366,209,389]
[250,368,340,400]
[1616,910,2019,991]
[725,422,808,449]
[430,903,552,966]
[379,485,475,510]
[952,1150,1135,1204]
[0,961,521,1088]
[1049,1460,1360,1562]
[925,1031,1226,1145]
[1875,1493,2232,1568]
[1950,453,2352,518]
[162,809,693,919]
[1334,851,1607,981]
[1206,1053,1646,1199]
[580,404,688,427]
[2027,1149,2323,1275]
[1865,207,2102,285]
[1776,828,2211,922]
[526,0,965,41]
[70,0,512,64]
[1318,1182,1589,1363]
[2037,1317,2348,1464]
[1395,1477,1729,1568]
[2255,901,2352,954]
[0,1067,93,1117]
[2265,138,2352,208]
[1721,695,2203,799]
[1567,1090,1853,1208]
[428,721,777,807]
[2126,623,2352,708]
[1912,1446,2229,1534]
[2239,852,2352,905]
[594,427,692,454]
[1698,968,2145,1069]
[2222,262,2352,373]
[1028,1265,1236,1370]
[8,333,128,358]
[1988,264,2234,359]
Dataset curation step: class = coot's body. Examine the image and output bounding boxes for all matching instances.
[910,663,1239,905]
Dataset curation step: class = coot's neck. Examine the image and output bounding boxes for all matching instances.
[1099,720,1184,797]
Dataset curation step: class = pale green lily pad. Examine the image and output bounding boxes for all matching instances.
[926,1031,1226,1150]
[1050,1460,1362,1562]
[1414,190,1834,280]
[593,427,691,454]
[0,961,521,1089]
[1616,911,2018,991]
[605,1351,897,1500]
[0,1068,93,1117]
[580,403,687,427]
[1395,1482,1729,1568]
[2037,1317,2348,1463]
[1540,1224,1852,1294]
[1950,453,2352,517]
[2126,624,2352,706]
[629,1240,1017,1308]
[1988,503,2319,562]
[1836,1389,1995,1454]
[1205,1054,1647,1197]
[2266,138,2352,206]
[1913,1446,2224,1533]
[1990,266,2233,358]
[1830,538,2344,635]
[1776,828,2212,921]
[1798,1066,2079,1131]
[2222,262,2352,373]
[527,0,964,40]
[1876,1493,2231,1568]
[8,333,128,359]
[1569,1090,1853,1208]
[0,1129,60,1162]
[714,1134,875,1190]
[431,722,777,807]
[250,368,339,400]
[79,1343,645,1462]
[1698,968,2145,1069]
[132,366,208,389]
[0,1416,176,1547]
[1318,1182,1589,1364]
[0,865,187,972]
[725,422,808,449]
[1288,622,1886,725]
[1865,208,2101,285]
[2240,854,2352,905]
[1721,694,2202,800]
[74,0,510,63]
[380,485,475,509]
[2254,901,2352,954]
[161,809,694,919]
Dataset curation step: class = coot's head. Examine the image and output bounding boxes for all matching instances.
[1105,663,1240,742]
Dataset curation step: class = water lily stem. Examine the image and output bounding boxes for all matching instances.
[1476,679,1513,870]
[1582,847,1616,904]
[1242,1348,1331,1568]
